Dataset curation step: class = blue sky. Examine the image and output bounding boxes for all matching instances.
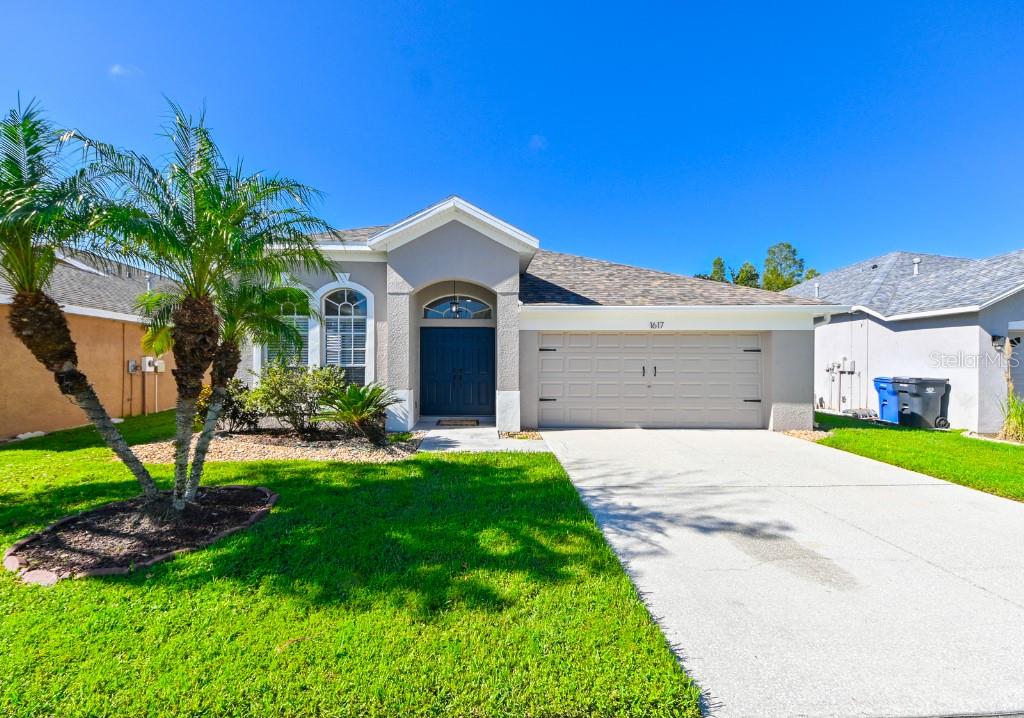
[3,1,1022,276]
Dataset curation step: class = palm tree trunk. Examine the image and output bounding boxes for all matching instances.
[184,341,241,501]
[8,291,159,499]
[169,297,219,510]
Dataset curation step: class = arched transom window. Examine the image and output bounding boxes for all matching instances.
[323,288,367,384]
[423,295,492,319]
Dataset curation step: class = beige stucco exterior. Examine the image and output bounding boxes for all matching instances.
[0,305,176,439]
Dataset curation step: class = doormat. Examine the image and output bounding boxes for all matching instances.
[436,419,479,427]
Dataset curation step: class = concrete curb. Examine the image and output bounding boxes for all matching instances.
[4,487,278,586]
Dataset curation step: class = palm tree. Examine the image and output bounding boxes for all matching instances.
[80,104,330,510]
[0,100,159,497]
[140,276,314,500]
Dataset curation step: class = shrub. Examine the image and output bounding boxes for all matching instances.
[316,382,401,446]
[246,364,347,436]
[1001,391,1024,442]
[195,379,261,433]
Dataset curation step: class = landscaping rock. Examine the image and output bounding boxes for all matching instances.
[129,430,423,464]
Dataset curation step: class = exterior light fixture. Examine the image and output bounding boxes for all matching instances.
[449,281,459,316]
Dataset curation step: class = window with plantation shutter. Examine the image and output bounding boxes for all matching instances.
[323,288,367,384]
[265,313,309,367]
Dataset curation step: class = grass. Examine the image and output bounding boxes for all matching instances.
[815,412,1024,501]
[0,412,698,718]
[1002,392,1024,442]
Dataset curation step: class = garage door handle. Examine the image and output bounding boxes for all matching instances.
[642,366,646,377]
[539,398,557,402]
[743,399,762,403]
[743,348,762,353]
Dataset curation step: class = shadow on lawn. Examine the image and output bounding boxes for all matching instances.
[169,456,619,616]
[4,454,622,619]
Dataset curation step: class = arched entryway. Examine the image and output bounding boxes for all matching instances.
[417,282,496,416]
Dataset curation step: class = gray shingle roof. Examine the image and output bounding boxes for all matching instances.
[0,257,162,317]
[308,226,389,246]
[786,250,1024,317]
[520,250,824,306]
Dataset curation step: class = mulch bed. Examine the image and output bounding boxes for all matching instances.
[129,430,423,464]
[3,486,277,586]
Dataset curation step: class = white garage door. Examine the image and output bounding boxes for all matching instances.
[537,332,764,428]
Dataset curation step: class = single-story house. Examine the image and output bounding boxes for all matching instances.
[243,196,842,432]
[0,254,176,439]
[785,250,1024,434]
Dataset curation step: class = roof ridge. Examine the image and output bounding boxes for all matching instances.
[860,252,904,312]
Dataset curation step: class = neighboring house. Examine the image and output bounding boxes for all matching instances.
[244,196,841,432]
[786,250,1024,433]
[0,254,176,439]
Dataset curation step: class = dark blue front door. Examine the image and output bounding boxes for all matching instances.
[420,327,495,415]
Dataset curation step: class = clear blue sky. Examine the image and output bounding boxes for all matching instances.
[4,1,1022,276]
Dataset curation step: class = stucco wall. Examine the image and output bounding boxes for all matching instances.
[0,306,176,438]
[384,221,521,428]
[286,261,388,384]
[812,312,983,431]
[518,330,539,429]
[978,290,1024,432]
[765,330,814,431]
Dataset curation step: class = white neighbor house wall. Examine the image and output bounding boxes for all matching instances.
[813,289,1024,434]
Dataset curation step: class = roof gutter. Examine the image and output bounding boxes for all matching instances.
[522,303,848,314]
[0,294,145,324]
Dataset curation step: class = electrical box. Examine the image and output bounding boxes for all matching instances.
[154,359,166,373]
[127,359,139,374]
[142,356,156,373]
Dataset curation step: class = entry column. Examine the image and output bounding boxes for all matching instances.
[495,289,521,431]
[385,266,415,430]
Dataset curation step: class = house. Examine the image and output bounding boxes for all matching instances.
[785,250,1024,433]
[0,254,176,439]
[244,196,842,432]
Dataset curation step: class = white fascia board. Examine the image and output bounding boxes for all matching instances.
[0,294,144,323]
[979,282,1024,311]
[847,284,1024,322]
[518,304,847,331]
[855,304,980,322]
[315,246,388,262]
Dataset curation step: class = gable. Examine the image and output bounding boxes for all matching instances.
[367,196,538,271]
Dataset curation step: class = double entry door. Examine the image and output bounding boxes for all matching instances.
[420,327,496,415]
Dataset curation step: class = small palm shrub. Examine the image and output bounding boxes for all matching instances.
[1001,391,1024,442]
[317,382,401,446]
[195,380,260,433]
[246,364,347,436]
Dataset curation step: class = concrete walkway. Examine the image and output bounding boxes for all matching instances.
[543,428,1024,718]
[416,417,548,452]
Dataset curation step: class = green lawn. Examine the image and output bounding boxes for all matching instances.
[0,413,699,718]
[815,412,1024,501]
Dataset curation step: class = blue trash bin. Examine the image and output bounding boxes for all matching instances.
[874,377,899,423]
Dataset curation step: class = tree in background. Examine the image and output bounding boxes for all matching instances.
[804,268,820,281]
[762,242,815,291]
[730,262,760,287]
[695,256,728,282]
[0,100,159,498]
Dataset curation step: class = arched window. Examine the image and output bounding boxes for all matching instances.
[423,295,492,319]
[323,288,368,384]
[265,302,309,367]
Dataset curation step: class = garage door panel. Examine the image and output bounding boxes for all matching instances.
[537,332,764,428]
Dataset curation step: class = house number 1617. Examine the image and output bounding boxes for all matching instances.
[649,321,665,329]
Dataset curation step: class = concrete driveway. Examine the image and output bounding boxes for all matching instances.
[543,429,1024,718]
